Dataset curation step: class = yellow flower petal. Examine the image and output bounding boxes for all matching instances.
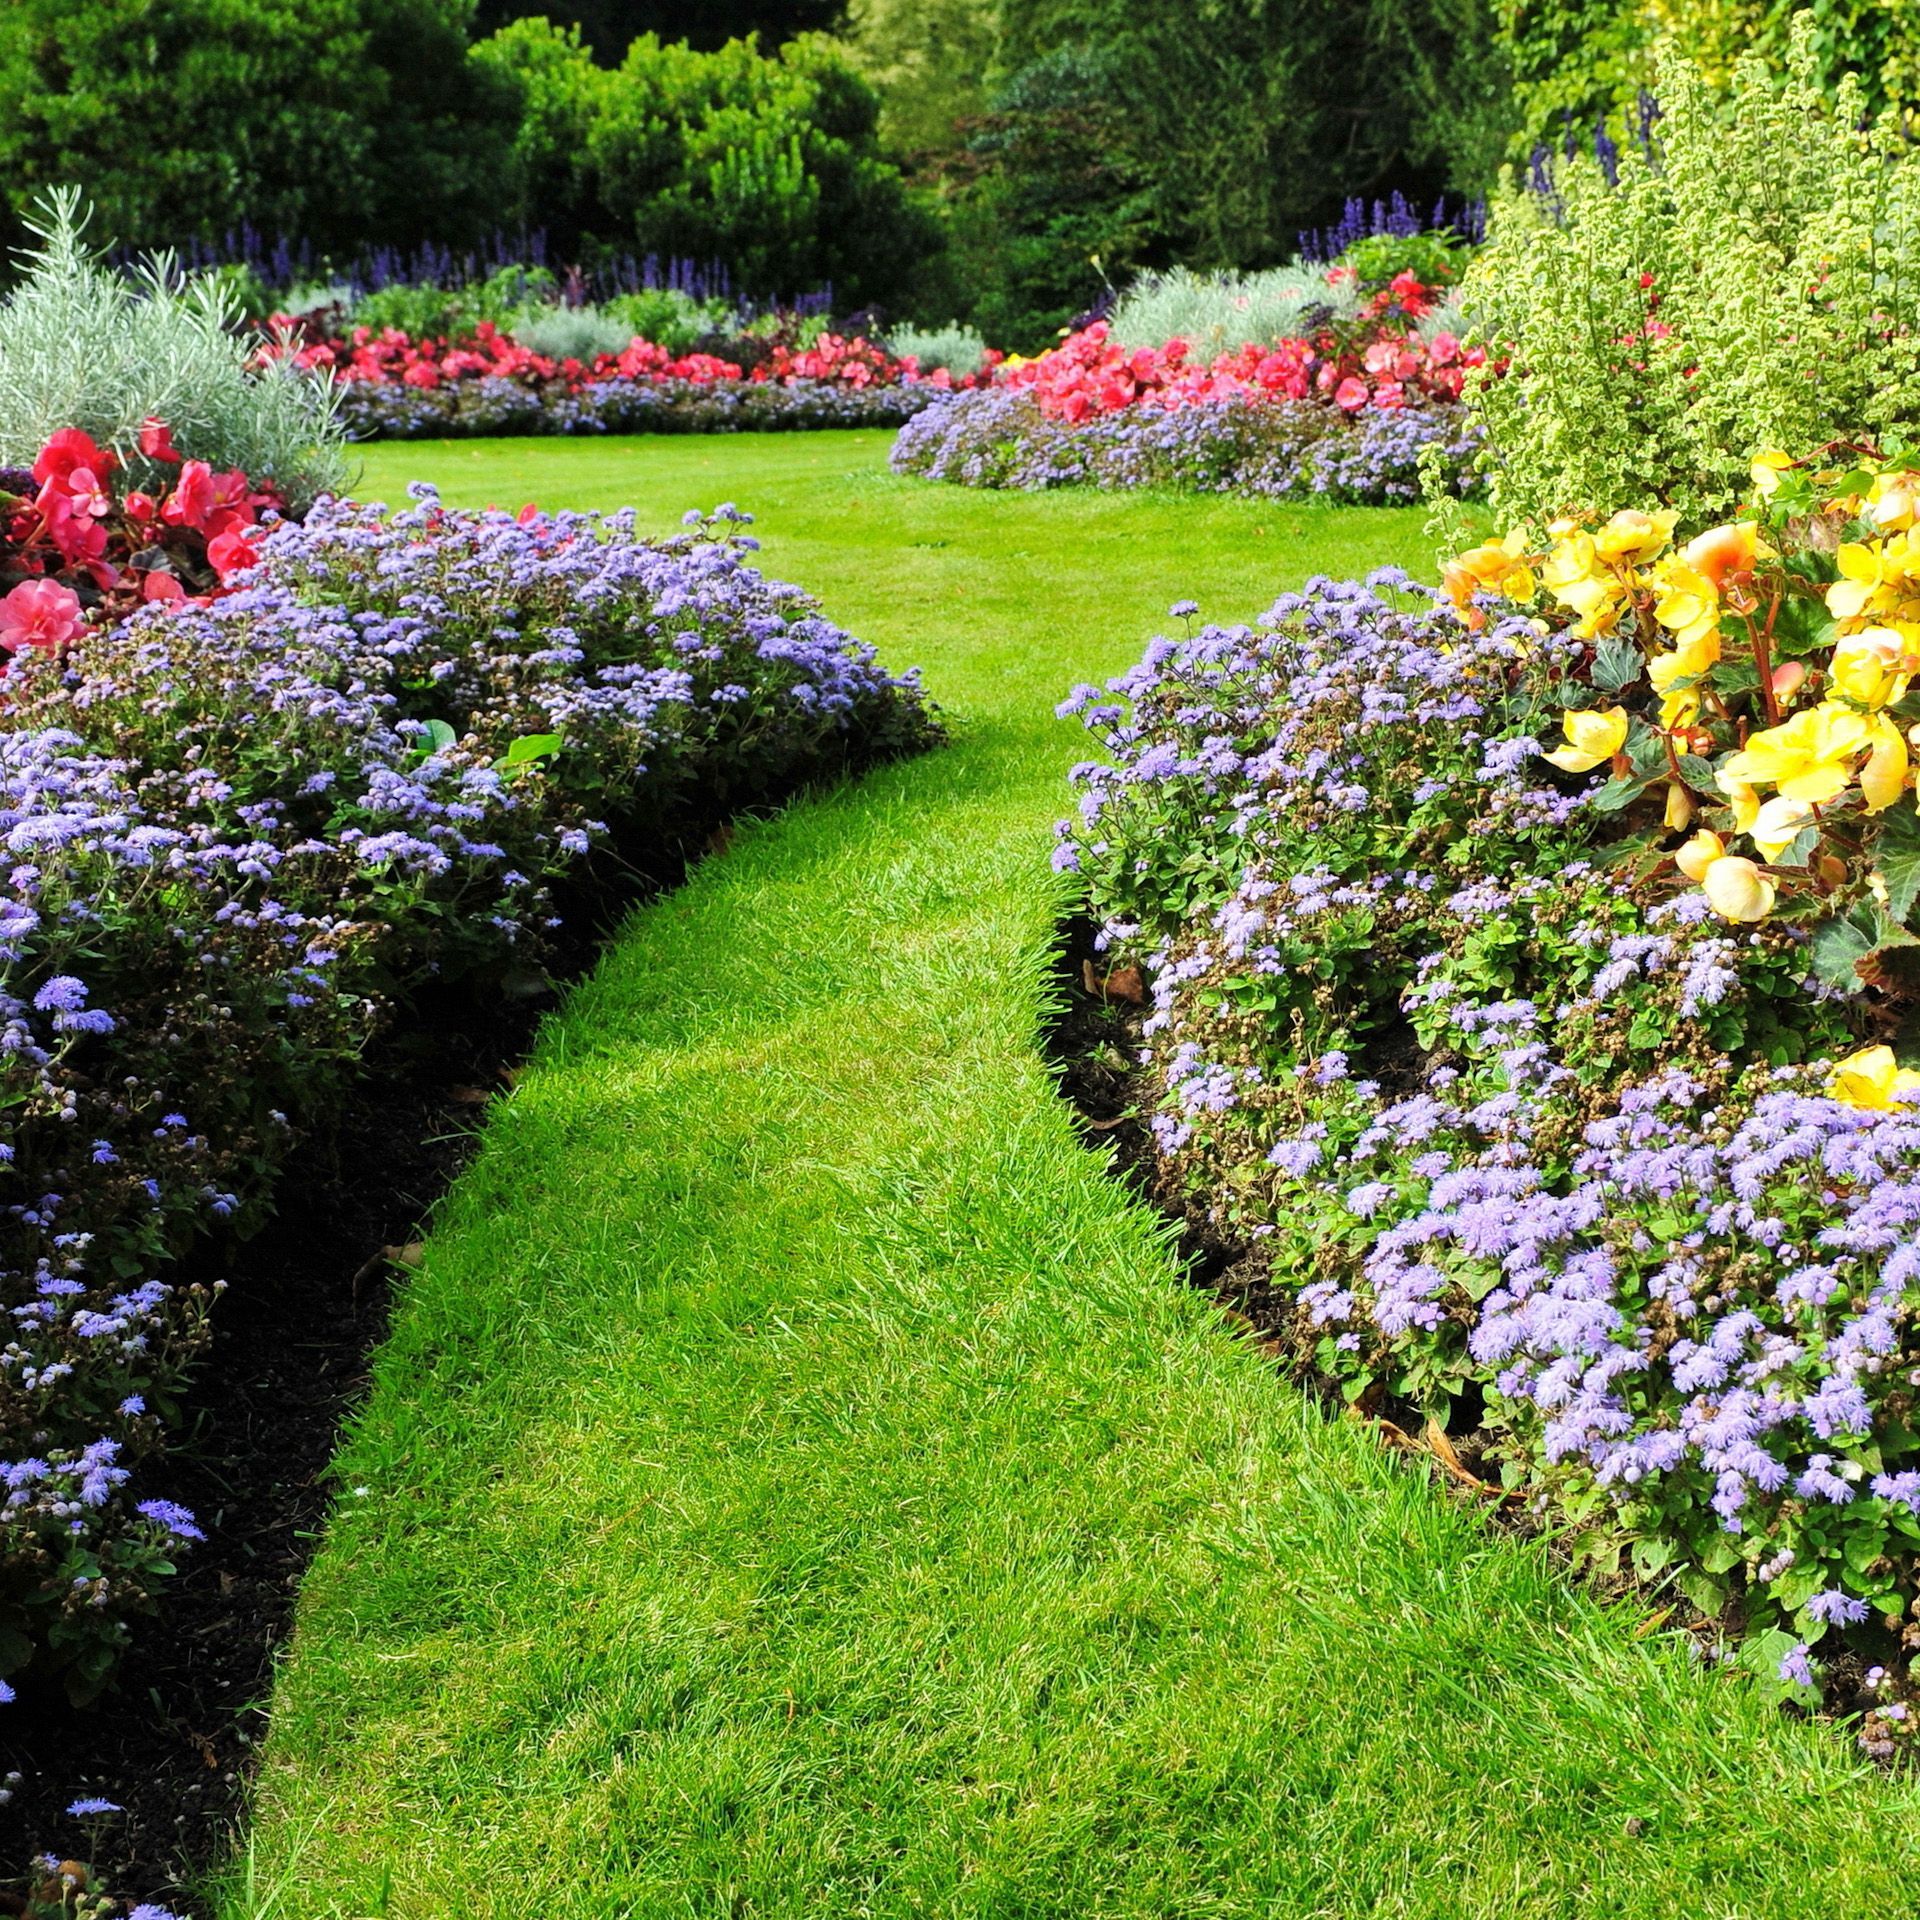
[1863,714,1911,812]
[1701,855,1776,923]
[1542,706,1628,774]
[1829,1044,1920,1110]
[1675,829,1725,881]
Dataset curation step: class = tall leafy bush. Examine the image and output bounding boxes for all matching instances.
[1463,18,1920,526]
[476,21,938,305]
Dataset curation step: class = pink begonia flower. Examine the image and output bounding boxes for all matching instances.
[161,461,217,533]
[141,570,185,604]
[0,577,84,653]
[1334,376,1371,412]
[206,527,260,580]
[138,417,183,464]
[32,428,115,489]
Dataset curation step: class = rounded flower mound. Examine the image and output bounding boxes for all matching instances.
[1060,560,1920,1709]
[0,482,936,1700]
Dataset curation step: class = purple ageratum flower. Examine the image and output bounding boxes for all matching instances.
[136,1499,205,1542]
[1778,1643,1817,1688]
[1805,1588,1870,1627]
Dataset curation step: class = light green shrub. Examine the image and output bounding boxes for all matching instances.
[1463,16,1920,525]
[602,287,731,353]
[1106,264,1361,355]
[0,193,347,510]
[885,321,990,378]
[509,304,636,362]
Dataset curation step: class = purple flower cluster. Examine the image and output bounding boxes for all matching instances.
[337,375,948,442]
[0,488,934,1700]
[1060,573,1920,1685]
[891,390,1483,504]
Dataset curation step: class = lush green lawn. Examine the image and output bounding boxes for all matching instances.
[228,430,1920,1917]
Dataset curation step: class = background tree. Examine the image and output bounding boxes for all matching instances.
[0,0,517,256]
[472,1,848,59]
[0,0,518,259]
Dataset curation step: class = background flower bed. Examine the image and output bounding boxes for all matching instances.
[887,258,1485,504]
[334,369,949,441]
[890,387,1480,504]
[0,482,935,1709]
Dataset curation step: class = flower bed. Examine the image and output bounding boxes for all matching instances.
[334,371,950,441]
[891,282,1484,504]
[1058,459,1920,1745]
[890,387,1481,504]
[0,462,935,1708]
[266,320,987,442]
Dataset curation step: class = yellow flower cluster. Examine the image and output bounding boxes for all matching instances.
[1445,462,1920,932]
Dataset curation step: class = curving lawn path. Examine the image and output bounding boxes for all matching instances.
[229,431,1920,1917]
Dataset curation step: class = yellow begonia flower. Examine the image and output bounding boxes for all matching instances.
[1647,626,1721,693]
[1721,702,1875,803]
[1594,507,1678,564]
[1748,795,1813,861]
[1664,780,1694,830]
[1828,1044,1920,1110]
[1675,829,1725,881]
[1862,713,1911,812]
[1716,772,1763,832]
[1701,855,1777,922]
[1442,528,1536,629]
[1829,626,1914,711]
[1659,688,1701,731]
[1543,706,1628,774]
[1540,530,1630,635]
[1750,450,1794,497]
[1826,534,1920,626]
[1681,522,1768,591]
[1867,471,1920,533]
[1651,560,1720,650]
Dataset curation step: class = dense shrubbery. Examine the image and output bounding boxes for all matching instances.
[473,20,938,304]
[1058,445,1920,1738]
[0,462,933,1706]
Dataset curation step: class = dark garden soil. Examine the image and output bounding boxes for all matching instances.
[0,835,719,1913]
[1042,913,1298,1353]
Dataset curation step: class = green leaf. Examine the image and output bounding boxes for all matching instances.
[1810,908,1883,991]
[421,718,457,754]
[1878,804,1920,925]
[500,732,563,769]
[1591,631,1641,691]
[1590,773,1649,814]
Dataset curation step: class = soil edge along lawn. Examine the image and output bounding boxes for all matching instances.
[227,431,1920,1918]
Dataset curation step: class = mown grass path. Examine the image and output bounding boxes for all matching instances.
[231,431,1920,1917]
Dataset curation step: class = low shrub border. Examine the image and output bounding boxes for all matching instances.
[1056,468,1920,1752]
[0,468,936,1715]
[333,373,949,442]
[890,387,1482,504]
